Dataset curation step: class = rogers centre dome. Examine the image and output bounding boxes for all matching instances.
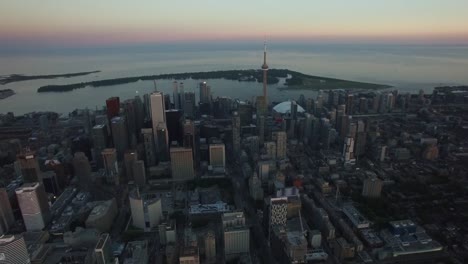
[272,100,305,114]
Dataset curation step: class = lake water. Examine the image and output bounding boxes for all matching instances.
[1,43,468,115]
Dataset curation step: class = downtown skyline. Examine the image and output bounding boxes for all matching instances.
[1,0,468,49]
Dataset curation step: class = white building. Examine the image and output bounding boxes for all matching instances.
[16,182,50,231]
[129,190,162,231]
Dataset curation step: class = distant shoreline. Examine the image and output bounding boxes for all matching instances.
[36,69,390,93]
[0,70,100,85]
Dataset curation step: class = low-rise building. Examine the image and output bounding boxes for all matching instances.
[85,199,118,233]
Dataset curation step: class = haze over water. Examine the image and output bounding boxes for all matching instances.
[1,43,468,115]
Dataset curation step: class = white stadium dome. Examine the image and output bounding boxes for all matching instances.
[272,100,305,114]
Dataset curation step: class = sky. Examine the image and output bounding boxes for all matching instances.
[1,0,468,49]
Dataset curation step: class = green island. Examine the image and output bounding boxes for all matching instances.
[0,71,100,85]
[36,69,390,93]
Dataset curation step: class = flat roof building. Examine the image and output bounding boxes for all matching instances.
[170,147,195,181]
[16,182,50,231]
[85,199,118,233]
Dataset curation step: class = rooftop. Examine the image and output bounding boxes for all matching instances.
[273,100,305,114]
[342,203,371,229]
[189,201,230,214]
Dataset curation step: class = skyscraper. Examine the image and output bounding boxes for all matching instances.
[291,100,298,120]
[72,152,92,188]
[102,148,119,185]
[199,82,211,104]
[141,128,156,166]
[134,95,145,134]
[165,109,183,144]
[150,92,169,159]
[0,188,14,235]
[272,131,287,159]
[92,124,108,167]
[156,123,169,162]
[346,94,354,115]
[16,182,51,231]
[132,160,146,187]
[0,235,30,264]
[179,82,185,109]
[173,81,180,109]
[232,112,241,155]
[106,97,120,119]
[150,91,167,145]
[123,98,137,146]
[257,115,265,145]
[343,136,356,164]
[124,150,137,181]
[261,42,269,110]
[183,92,196,118]
[110,116,129,160]
[183,120,196,149]
[17,151,41,183]
[265,141,276,160]
[170,147,195,181]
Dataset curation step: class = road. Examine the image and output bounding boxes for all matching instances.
[230,166,278,264]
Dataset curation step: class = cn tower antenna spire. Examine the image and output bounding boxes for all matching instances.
[261,38,269,112]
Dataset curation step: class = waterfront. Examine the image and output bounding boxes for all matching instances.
[1,43,468,114]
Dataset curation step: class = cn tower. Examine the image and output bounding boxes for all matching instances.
[261,41,269,111]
